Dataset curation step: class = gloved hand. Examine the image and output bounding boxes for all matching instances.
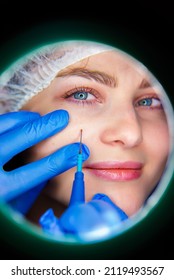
[0,110,90,214]
[39,193,128,242]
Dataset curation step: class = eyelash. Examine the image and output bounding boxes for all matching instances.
[63,86,101,105]
[63,86,162,109]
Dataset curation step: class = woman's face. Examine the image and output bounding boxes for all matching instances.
[23,50,169,216]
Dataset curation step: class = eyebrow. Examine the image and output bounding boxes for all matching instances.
[139,78,152,89]
[57,67,117,88]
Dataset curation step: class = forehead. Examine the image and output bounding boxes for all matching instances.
[63,50,149,79]
[58,50,151,89]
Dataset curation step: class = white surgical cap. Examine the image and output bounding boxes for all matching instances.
[0,40,113,113]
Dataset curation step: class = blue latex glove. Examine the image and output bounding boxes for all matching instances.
[39,193,128,242]
[0,110,90,214]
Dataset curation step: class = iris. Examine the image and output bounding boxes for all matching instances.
[138,98,152,106]
[74,92,88,100]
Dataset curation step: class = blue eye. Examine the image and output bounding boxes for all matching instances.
[64,87,101,105]
[74,91,88,100]
[137,97,162,108]
[138,98,152,106]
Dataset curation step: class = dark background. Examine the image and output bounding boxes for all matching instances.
[0,2,174,260]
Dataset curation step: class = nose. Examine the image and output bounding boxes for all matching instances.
[100,107,143,148]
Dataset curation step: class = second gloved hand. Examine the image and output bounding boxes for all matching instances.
[39,194,128,242]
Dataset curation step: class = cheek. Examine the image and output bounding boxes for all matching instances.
[28,112,97,160]
[142,120,169,190]
[145,121,169,161]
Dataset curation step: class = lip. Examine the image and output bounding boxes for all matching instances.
[84,161,143,181]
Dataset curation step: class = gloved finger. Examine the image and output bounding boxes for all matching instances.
[92,193,128,221]
[0,109,69,165]
[88,200,124,227]
[59,203,102,234]
[0,143,90,201]
[39,208,63,236]
[60,203,113,242]
[0,111,40,134]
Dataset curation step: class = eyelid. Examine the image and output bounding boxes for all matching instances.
[63,86,103,102]
[135,93,161,103]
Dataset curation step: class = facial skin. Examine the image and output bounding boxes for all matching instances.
[22,50,169,218]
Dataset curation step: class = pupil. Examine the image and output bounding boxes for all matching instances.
[74,92,88,100]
